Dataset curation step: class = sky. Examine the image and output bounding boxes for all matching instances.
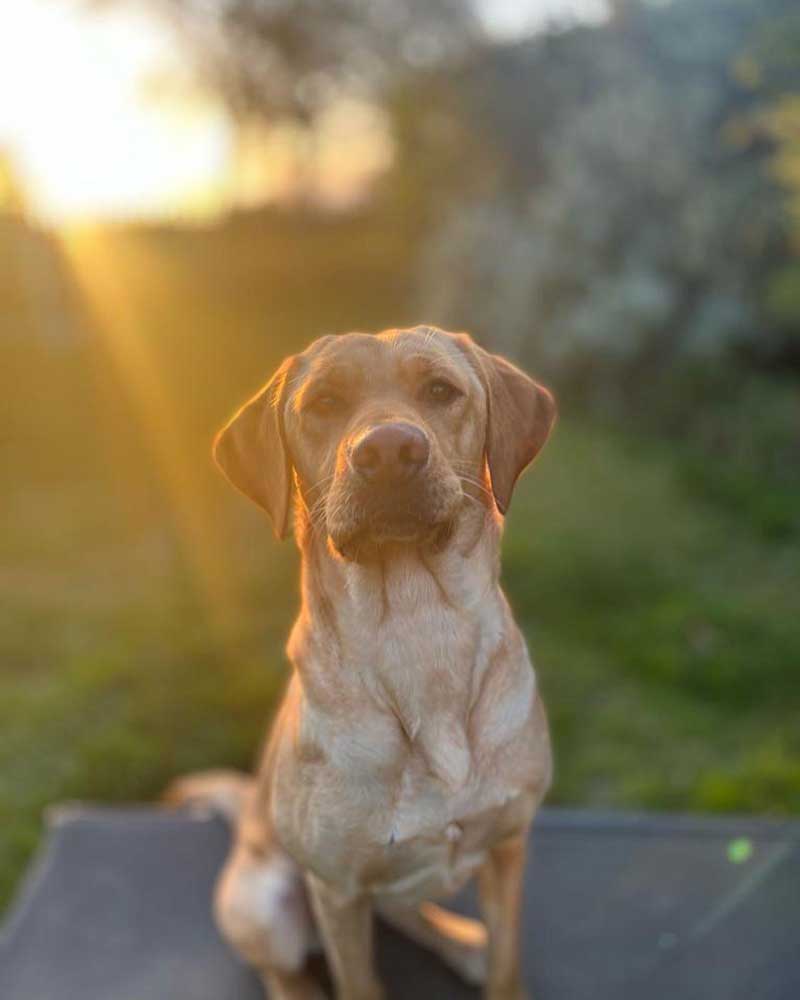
[482,0,606,37]
[0,0,606,222]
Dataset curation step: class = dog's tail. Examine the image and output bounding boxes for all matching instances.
[162,769,253,825]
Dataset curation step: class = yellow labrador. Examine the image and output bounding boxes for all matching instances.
[169,326,556,1000]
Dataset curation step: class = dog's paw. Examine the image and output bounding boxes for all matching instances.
[415,902,488,985]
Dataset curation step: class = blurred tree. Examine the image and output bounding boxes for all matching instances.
[761,97,800,342]
[88,0,480,123]
[84,0,482,208]
[743,5,800,344]
[413,0,800,379]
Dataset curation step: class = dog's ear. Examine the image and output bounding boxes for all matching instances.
[213,357,297,539]
[456,334,556,515]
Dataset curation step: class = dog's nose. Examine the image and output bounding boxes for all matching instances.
[351,423,430,484]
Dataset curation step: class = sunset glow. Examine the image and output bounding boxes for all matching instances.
[0,3,397,222]
[0,2,237,222]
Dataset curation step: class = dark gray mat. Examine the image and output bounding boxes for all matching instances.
[1,806,799,999]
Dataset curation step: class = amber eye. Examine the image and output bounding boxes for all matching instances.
[308,393,346,416]
[425,379,461,405]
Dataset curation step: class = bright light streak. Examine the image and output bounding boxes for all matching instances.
[58,226,245,639]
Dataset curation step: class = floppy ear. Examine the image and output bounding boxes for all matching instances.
[213,357,296,539]
[458,336,556,515]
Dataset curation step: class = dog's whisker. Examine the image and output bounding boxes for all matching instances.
[303,492,330,525]
[457,476,489,488]
[459,477,493,501]
[304,474,336,500]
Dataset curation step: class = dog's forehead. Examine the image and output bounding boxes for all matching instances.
[303,332,380,372]
[300,327,470,380]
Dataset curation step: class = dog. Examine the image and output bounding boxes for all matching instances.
[167,326,556,1000]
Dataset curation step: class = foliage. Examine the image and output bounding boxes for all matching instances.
[90,0,478,123]
[414,0,800,372]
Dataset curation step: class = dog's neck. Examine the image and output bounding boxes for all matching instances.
[287,500,524,789]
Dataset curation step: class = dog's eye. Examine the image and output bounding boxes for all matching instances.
[424,379,461,405]
[308,393,346,416]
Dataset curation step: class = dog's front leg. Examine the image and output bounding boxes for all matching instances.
[478,832,530,1000]
[306,873,384,1000]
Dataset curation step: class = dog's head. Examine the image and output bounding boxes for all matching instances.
[214,327,555,559]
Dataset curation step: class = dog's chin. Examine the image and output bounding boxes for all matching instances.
[328,512,455,563]
[323,472,465,563]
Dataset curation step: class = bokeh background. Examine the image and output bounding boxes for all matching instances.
[2,0,799,908]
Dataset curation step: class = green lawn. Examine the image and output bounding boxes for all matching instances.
[1,215,798,910]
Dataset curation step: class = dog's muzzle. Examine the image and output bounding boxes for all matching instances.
[325,421,457,556]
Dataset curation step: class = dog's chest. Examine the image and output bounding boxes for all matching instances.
[360,755,536,903]
[391,757,521,845]
[279,556,545,901]
[277,677,539,903]
[343,570,509,789]
[319,688,537,900]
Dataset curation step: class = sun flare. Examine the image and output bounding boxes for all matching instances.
[0,1,233,222]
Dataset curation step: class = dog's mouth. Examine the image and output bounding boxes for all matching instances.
[324,478,461,561]
[333,522,449,562]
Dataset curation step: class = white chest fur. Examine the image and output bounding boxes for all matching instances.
[277,531,546,902]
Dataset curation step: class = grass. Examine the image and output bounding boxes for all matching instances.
[1,211,798,910]
[505,424,800,813]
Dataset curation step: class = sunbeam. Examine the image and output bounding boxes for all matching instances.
[58,225,246,642]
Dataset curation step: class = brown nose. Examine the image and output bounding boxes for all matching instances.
[351,422,430,484]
